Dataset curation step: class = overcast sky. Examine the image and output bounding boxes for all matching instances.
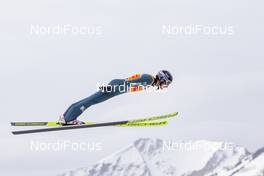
[0,0,264,175]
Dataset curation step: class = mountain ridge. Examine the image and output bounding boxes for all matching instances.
[59,138,264,176]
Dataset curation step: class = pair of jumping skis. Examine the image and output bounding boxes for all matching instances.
[11,112,178,135]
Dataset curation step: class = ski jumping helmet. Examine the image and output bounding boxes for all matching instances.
[156,70,173,87]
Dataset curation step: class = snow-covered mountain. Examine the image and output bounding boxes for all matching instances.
[230,147,264,176]
[58,138,264,176]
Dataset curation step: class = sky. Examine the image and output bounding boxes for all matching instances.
[0,0,264,175]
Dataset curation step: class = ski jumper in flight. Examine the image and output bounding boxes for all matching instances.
[59,70,173,125]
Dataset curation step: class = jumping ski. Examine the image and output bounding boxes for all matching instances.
[11,112,178,135]
[11,112,177,126]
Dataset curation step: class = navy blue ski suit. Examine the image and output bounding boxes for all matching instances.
[63,74,155,122]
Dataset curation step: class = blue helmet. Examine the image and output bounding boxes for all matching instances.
[156,70,173,86]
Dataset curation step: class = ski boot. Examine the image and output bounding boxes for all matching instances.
[58,115,84,126]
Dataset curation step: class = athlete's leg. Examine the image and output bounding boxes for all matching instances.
[63,79,125,122]
[63,91,117,122]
